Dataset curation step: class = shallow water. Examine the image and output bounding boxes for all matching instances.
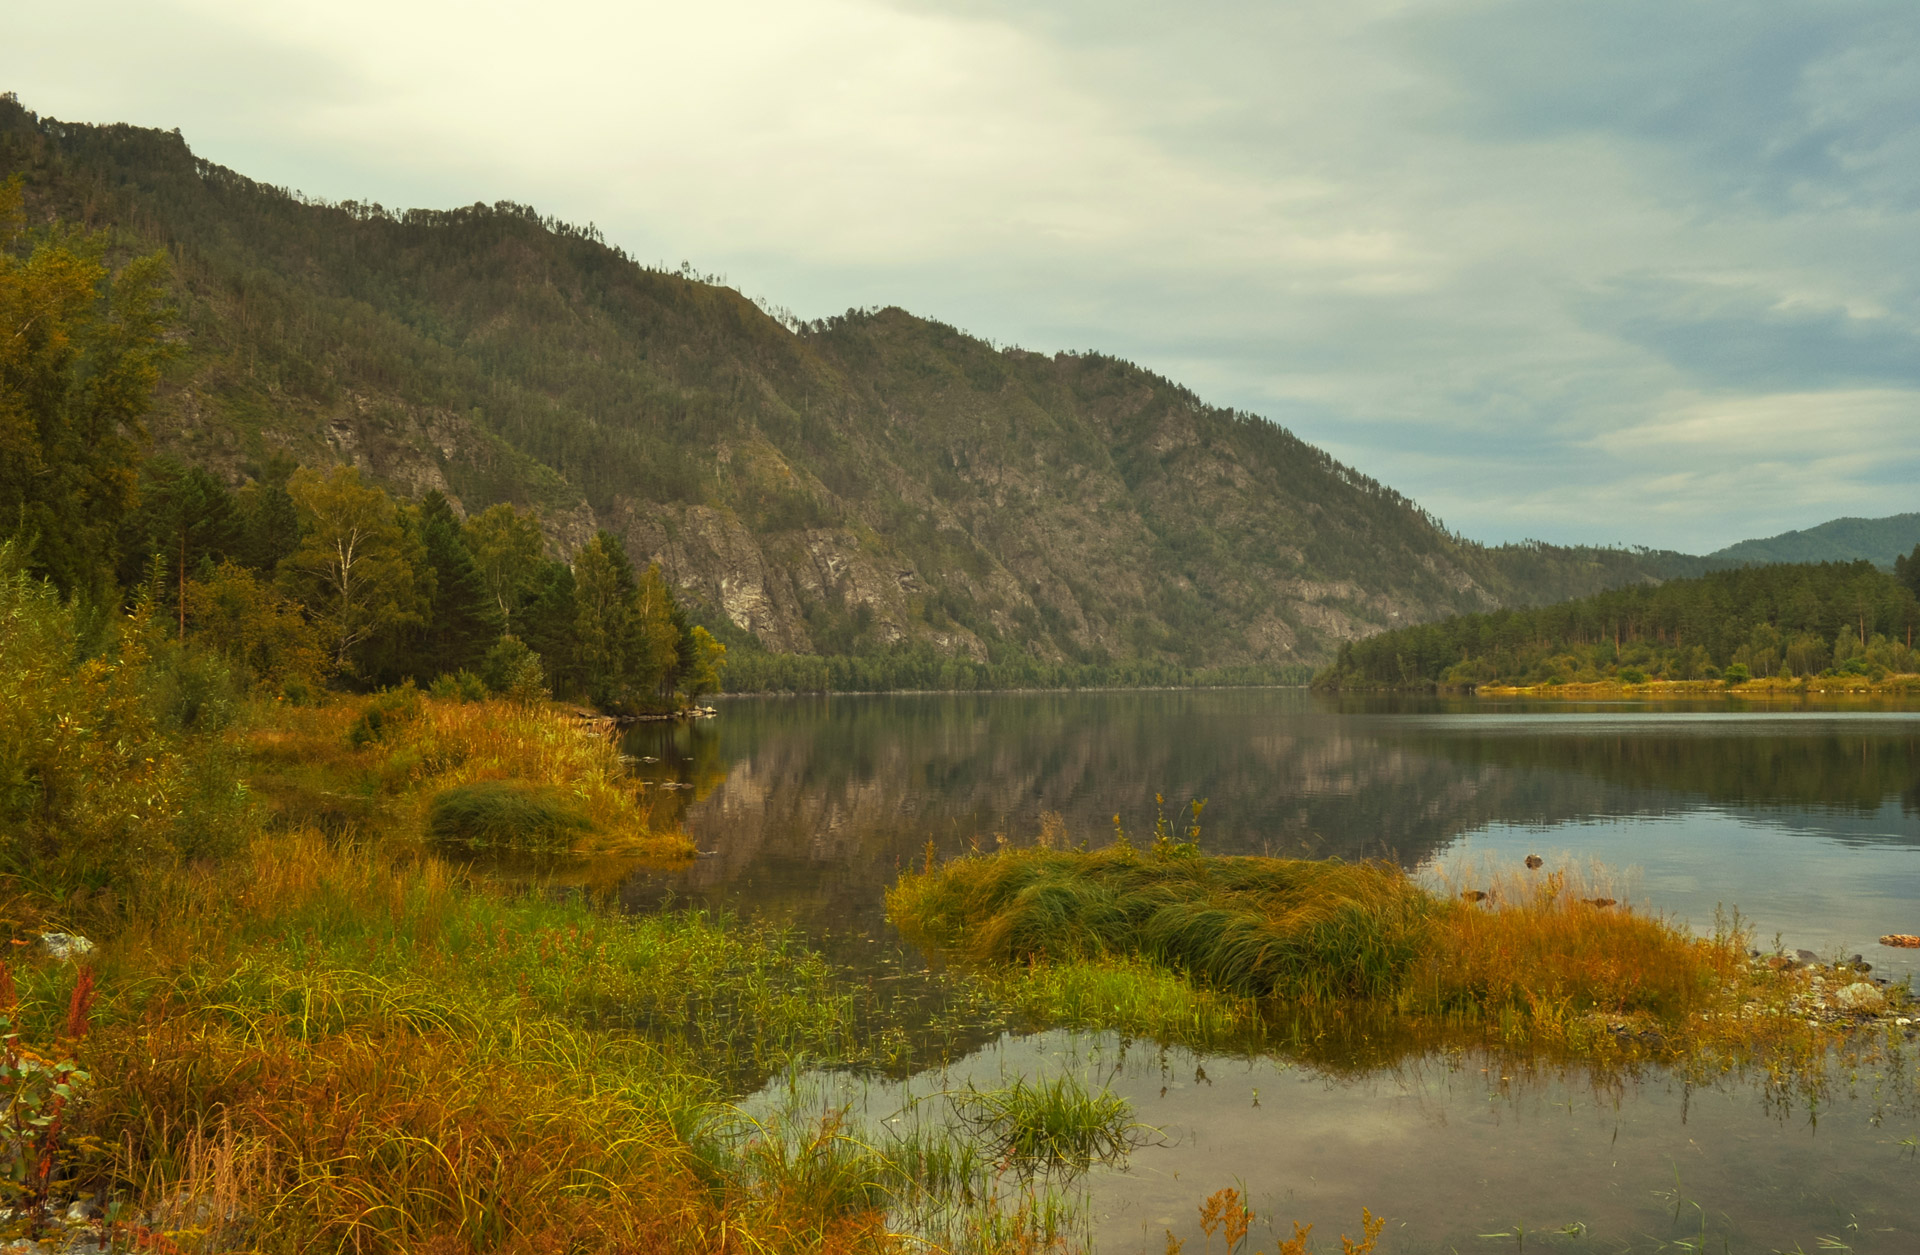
[621,690,1920,1250]
[749,1028,1920,1253]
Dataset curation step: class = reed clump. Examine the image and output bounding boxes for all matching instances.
[888,841,1750,1045]
[888,846,1433,1003]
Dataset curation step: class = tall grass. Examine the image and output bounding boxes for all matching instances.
[51,825,913,1252]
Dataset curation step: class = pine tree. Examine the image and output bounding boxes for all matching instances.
[414,491,501,676]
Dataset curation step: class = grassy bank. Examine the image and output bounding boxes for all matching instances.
[5,690,1141,1252]
[0,552,1118,1252]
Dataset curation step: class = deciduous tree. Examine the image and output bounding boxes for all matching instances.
[279,465,424,675]
[0,178,173,597]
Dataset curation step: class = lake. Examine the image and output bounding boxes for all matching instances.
[621,690,1920,1252]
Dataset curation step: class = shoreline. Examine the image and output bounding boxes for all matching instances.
[1469,674,1920,699]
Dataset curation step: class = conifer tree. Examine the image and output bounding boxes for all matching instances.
[414,490,501,675]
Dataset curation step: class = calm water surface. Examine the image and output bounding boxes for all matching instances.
[621,691,1920,1251]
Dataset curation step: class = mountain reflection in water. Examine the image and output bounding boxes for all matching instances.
[620,691,1920,972]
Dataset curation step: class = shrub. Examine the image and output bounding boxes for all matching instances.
[1723,663,1750,684]
[0,543,237,887]
[480,634,549,705]
[347,683,423,747]
[429,670,488,702]
[426,780,595,852]
[1618,668,1647,684]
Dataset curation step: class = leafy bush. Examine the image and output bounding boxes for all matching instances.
[1618,668,1647,684]
[346,683,423,747]
[1722,663,1750,684]
[480,634,548,705]
[429,670,488,702]
[0,543,246,886]
[426,780,594,852]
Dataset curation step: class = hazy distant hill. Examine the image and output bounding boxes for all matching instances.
[1,96,1700,669]
[1708,514,1920,570]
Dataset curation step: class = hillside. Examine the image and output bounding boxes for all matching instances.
[1708,513,1920,569]
[1,96,1700,672]
[1316,561,1920,689]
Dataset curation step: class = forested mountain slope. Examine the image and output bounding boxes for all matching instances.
[1708,513,1920,570]
[1,96,1701,670]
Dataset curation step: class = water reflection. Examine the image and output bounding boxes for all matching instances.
[619,692,1920,968]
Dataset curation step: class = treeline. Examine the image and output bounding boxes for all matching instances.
[1,181,721,713]
[113,459,725,712]
[1317,560,1920,689]
[721,646,1311,694]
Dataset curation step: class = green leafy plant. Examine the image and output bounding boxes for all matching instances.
[0,962,98,1233]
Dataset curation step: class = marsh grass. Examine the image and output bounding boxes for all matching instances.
[977,955,1266,1050]
[42,822,935,1253]
[888,839,1839,1065]
[738,1065,1134,1254]
[426,779,593,852]
[887,846,1431,1003]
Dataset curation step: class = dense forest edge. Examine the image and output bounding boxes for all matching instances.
[1315,557,1920,692]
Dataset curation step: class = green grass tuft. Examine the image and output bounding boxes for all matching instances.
[888,846,1432,1002]
[426,779,595,852]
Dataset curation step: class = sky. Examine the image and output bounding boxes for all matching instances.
[8,0,1918,552]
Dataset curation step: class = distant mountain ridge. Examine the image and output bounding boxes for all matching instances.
[0,97,1718,670]
[1707,513,1920,570]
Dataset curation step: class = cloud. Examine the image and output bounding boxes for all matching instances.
[1575,279,1920,390]
[3,0,1916,551]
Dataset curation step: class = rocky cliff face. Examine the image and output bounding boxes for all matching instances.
[2,98,1681,668]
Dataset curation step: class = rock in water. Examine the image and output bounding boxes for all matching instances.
[1835,982,1887,1014]
[38,932,94,961]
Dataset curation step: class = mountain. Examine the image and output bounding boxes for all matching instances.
[1708,514,1920,570]
[0,96,1700,671]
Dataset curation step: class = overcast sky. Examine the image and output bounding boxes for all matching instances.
[9,0,1918,552]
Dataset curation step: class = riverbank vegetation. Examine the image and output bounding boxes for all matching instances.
[0,534,1137,1250]
[1316,559,1920,691]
